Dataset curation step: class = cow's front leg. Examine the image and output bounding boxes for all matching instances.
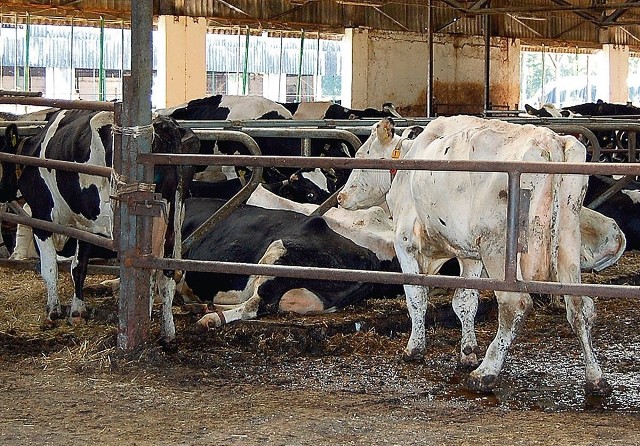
[467,290,532,393]
[394,223,428,361]
[68,240,91,324]
[197,240,287,331]
[453,259,484,369]
[35,236,62,325]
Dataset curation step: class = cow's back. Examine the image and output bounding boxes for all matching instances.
[401,117,587,280]
[18,109,114,236]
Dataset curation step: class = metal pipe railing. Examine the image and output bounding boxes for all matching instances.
[136,256,640,300]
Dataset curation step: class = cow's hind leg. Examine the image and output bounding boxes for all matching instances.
[196,240,286,331]
[35,235,62,325]
[68,240,91,324]
[467,254,532,393]
[564,294,611,396]
[454,259,483,369]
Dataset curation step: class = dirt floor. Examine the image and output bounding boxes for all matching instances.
[1,253,640,445]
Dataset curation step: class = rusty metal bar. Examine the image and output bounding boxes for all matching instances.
[587,175,636,210]
[137,257,640,300]
[505,171,521,284]
[193,127,363,153]
[179,131,263,256]
[0,258,119,275]
[0,96,115,111]
[544,124,601,161]
[310,186,344,217]
[140,153,640,177]
[0,151,113,178]
[0,90,42,97]
[117,0,153,351]
[0,210,115,251]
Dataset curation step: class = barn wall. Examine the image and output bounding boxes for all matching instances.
[343,28,521,117]
[344,28,429,117]
[604,44,630,104]
[156,15,207,108]
[432,34,520,115]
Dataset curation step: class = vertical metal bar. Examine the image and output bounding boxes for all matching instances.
[70,17,74,99]
[23,13,30,92]
[278,32,283,101]
[629,131,637,162]
[505,171,521,283]
[120,20,125,101]
[315,33,320,100]
[301,137,312,157]
[117,0,154,351]
[426,0,433,117]
[483,5,490,112]
[99,16,105,101]
[0,13,3,90]
[297,29,305,101]
[13,13,17,92]
[242,26,249,95]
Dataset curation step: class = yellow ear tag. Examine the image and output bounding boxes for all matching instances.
[391,147,401,159]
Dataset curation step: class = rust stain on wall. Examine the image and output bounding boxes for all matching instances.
[433,81,485,115]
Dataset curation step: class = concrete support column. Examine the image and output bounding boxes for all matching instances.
[342,28,369,109]
[156,15,207,108]
[603,44,629,103]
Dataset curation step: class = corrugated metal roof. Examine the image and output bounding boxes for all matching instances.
[1,1,640,47]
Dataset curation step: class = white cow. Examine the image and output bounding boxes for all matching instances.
[337,116,622,395]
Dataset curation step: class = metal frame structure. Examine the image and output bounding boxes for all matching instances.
[1,107,640,350]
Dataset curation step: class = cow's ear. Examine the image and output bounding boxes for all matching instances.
[4,124,19,152]
[376,118,395,144]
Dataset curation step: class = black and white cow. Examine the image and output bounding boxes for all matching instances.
[278,101,402,120]
[179,195,401,329]
[190,167,339,205]
[158,94,354,202]
[0,109,199,340]
[524,100,640,161]
[585,175,640,251]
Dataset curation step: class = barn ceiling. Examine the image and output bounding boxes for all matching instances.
[2,1,640,47]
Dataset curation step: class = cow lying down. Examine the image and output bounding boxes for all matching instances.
[337,116,625,396]
[180,195,402,330]
[185,181,622,331]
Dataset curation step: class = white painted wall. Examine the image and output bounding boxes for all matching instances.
[342,28,520,116]
[604,44,630,103]
[156,16,207,108]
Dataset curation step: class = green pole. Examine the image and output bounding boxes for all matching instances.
[297,30,305,101]
[70,17,75,99]
[242,27,249,95]
[99,16,105,101]
[24,13,30,92]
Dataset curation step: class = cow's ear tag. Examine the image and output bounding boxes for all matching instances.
[391,147,401,159]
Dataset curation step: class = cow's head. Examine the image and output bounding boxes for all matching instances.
[149,115,201,260]
[337,118,401,210]
[0,124,22,202]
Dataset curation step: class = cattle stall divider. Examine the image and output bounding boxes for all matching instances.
[3,103,640,348]
[138,152,640,302]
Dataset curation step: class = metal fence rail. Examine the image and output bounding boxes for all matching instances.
[140,151,640,299]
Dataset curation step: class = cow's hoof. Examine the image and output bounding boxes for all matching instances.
[67,315,86,326]
[196,312,225,332]
[585,378,613,397]
[41,318,58,330]
[159,337,178,353]
[466,373,498,393]
[459,345,482,370]
[46,307,64,321]
[402,348,425,363]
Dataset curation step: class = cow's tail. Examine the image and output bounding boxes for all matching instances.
[550,135,588,290]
